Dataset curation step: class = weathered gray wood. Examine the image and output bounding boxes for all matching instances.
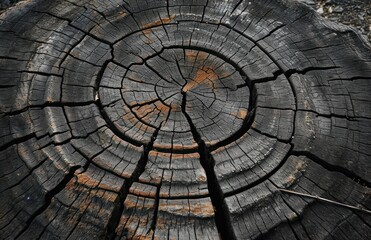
[0,0,370,239]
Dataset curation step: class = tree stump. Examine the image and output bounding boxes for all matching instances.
[0,0,370,239]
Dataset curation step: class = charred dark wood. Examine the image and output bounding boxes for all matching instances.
[0,0,370,239]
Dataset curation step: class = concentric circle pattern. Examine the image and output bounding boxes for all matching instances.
[0,0,370,239]
[99,47,251,151]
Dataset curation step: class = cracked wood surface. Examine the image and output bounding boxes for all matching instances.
[0,0,370,239]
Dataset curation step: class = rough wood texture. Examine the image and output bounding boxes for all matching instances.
[0,0,370,239]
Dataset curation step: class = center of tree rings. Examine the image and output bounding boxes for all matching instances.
[99,47,252,153]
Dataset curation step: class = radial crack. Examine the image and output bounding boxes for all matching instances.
[180,91,236,240]
[292,151,371,188]
[14,165,82,239]
[105,124,162,240]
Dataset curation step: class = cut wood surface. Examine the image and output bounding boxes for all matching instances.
[0,0,370,239]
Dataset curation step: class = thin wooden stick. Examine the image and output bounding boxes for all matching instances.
[278,188,371,214]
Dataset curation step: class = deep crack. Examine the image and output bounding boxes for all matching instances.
[181,91,237,240]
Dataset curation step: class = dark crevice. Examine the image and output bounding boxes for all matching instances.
[327,76,371,81]
[300,43,343,52]
[104,18,341,89]
[144,61,179,86]
[209,106,255,152]
[0,85,16,88]
[61,107,72,137]
[256,24,286,43]
[251,127,292,143]
[48,130,69,138]
[168,46,253,87]
[0,157,48,194]
[117,64,165,131]
[284,66,340,78]
[292,151,371,188]
[230,0,245,15]
[258,105,296,111]
[14,165,81,239]
[110,59,130,70]
[40,124,107,150]
[255,8,274,27]
[153,145,198,154]
[103,181,130,238]
[354,212,371,228]
[13,136,110,238]
[119,90,160,129]
[155,91,181,111]
[236,83,248,89]
[285,217,302,240]
[33,10,112,45]
[5,5,367,239]
[64,198,94,239]
[249,70,284,83]
[105,125,161,240]
[63,51,103,68]
[201,0,209,22]
[36,9,352,90]
[95,59,143,148]
[276,192,314,240]
[72,144,112,174]
[149,182,161,238]
[2,101,98,117]
[91,8,121,31]
[209,85,256,152]
[0,209,22,231]
[164,45,258,153]
[36,205,62,239]
[58,33,87,68]
[254,195,301,240]
[0,133,36,152]
[94,58,110,88]
[0,56,18,60]
[79,156,128,184]
[165,0,171,19]
[297,109,371,121]
[175,51,186,80]
[17,70,62,77]
[180,92,236,240]
[279,61,298,148]
[129,98,161,108]
[99,45,260,154]
[149,145,168,237]
[64,0,88,10]
[68,136,134,185]
[223,145,294,198]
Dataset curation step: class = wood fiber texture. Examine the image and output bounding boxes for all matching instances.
[0,0,370,239]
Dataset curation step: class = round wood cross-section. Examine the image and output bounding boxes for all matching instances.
[99,47,251,152]
[0,0,370,240]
